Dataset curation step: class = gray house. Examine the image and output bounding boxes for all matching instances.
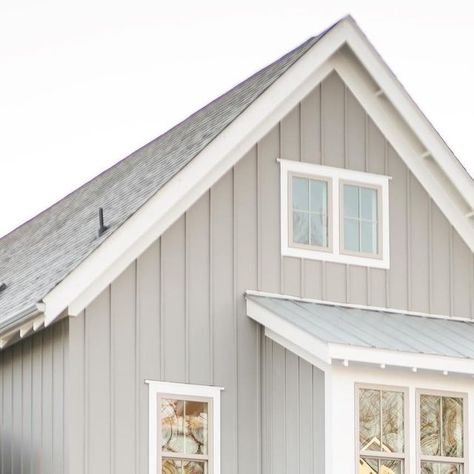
[0,16,473,474]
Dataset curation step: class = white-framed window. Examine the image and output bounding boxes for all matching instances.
[356,384,408,473]
[418,390,467,474]
[280,159,390,268]
[147,380,223,474]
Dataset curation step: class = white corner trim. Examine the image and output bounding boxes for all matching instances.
[147,380,223,474]
[280,159,390,268]
[36,16,473,329]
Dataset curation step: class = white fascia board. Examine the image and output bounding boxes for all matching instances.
[341,17,474,210]
[41,23,351,324]
[246,298,331,368]
[328,343,474,376]
[331,52,474,252]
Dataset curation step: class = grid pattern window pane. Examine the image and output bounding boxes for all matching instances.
[161,398,209,473]
[420,394,464,473]
[344,185,378,254]
[291,176,328,247]
[359,387,405,474]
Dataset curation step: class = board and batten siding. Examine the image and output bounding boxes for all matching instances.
[0,319,67,474]
[50,71,474,473]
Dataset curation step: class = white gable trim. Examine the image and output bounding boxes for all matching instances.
[34,17,472,328]
[246,297,474,376]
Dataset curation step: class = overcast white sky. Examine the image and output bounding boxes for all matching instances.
[1,0,473,238]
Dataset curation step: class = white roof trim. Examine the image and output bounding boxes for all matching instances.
[34,16,472,328]
[246,297,474,376]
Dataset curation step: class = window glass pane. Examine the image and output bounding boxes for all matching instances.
[293,211,309,244]
[420,395,441,456]
[360,187,377,221]
[442,397,463,457]
[344,184,359,218]
[310,179,327,214]
[381,459,403,474]
[382,391,404,453]
[184,401,208,455]
[359,389,381,450]
[360,457,378,473]
[421,462,463,474]
[361,221,377,254]
[292,177,309,211]
[183,461,207,474]
[359,458,403,474]
[310,213,327,247]
[162,399,185,453]
[344,218,360,252]
[162,458,182,474]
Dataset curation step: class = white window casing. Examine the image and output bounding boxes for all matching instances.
[280,159,390,268]
[146,380,223,474]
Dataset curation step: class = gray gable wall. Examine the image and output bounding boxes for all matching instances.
[64,72,472,474]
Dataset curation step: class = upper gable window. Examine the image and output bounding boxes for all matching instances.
[281,160,390,268]
[290,174,330,249]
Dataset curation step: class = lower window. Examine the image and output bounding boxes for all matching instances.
[419,392,465,474]
[147,381,222,474]
[357,385,406,473]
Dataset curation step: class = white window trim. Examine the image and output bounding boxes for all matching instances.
[416,389,469,473]
[280,159,390,268]
[146,380,223,474]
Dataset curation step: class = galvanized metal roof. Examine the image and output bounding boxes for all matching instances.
[247,294,474,359]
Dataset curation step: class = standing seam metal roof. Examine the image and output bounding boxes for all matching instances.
[0,30,332,327]
[247,295,474,359]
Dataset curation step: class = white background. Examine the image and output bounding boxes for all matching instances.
[1,0,473,238]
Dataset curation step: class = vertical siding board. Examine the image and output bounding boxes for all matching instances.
[452,232,472,317]
[262,336,273,474]
[345,88,366,172]
[12,344,22,474]
[281,107,302,296]
[313,367,325,473]
[211,170,238,473]
[271,343,285,474]
[86,288,111,474]
[111,264,136,474]
[300,86,321,164]
[235,149,260,473]
[321,72,345,168]
[21,338,32,474]
[137,240,161,474]
[67,312,85,474]
[367,118,386,175]
[2,349,12,474]
[186,193,211,385]
[161,217,186,382]
[31,334,42,473]
[299,359,313,473]
[325,263,347,303]
[409,175,430,313]
[430,205,451,315]
[258,126,281,293]
[41,328,54,473]
[387,147,408,310]
[52,322,65,474]
[284,351,299,474]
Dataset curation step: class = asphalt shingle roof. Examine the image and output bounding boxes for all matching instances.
[0,33,326,329]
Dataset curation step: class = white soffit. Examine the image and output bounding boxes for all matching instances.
[246,293,474,376]
[38,16,473,327]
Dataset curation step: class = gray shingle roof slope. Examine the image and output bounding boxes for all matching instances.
[0,31,330,329]
[247,295,474,359]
